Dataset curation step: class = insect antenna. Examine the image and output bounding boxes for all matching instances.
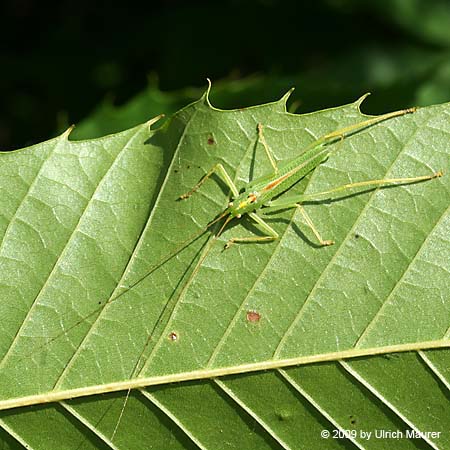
[13,209,230,365]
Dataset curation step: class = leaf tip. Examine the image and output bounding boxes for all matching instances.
[202,78,213,107]
[280,87,295,109]
[355,93,371,111]
[62,124,75,140]
[145,113,165,130]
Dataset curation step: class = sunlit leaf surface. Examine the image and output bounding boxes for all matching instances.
[0,90,449,449]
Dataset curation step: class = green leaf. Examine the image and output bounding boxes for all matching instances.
[0,89,449,449]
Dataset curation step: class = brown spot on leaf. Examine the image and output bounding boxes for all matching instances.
[168,332,178,341]
[246,310,261,323]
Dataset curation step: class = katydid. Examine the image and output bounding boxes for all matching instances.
[180,108,442,247]
[14,107,442,369]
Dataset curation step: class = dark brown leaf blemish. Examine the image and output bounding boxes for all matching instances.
[168,332,178,341]
[246,310,261,323]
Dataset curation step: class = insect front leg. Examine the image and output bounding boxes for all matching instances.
[179,163,240,199]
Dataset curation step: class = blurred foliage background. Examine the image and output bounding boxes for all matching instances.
[1,0,449,150]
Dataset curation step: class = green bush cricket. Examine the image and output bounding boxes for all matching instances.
[180,107,442,248]
[17,105,442,366]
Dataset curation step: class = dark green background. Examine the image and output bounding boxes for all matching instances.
[1,0,449,150]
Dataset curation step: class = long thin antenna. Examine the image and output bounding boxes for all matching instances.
[110,211,232,442]
[15,210,230,364]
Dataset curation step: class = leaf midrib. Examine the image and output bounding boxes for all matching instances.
[2,338,450,411]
